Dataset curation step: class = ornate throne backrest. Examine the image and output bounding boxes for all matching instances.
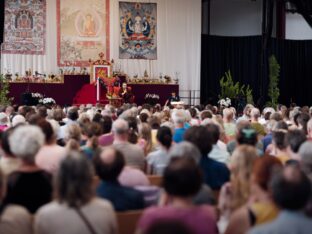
[90,52,112,84]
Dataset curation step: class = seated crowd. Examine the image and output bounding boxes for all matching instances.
[0,102,312,234]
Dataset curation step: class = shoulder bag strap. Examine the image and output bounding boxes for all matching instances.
[75,207,99,234]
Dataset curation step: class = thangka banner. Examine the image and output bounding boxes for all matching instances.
[119,2,157,60]
[2,0,46,55]
[57,0,110,66]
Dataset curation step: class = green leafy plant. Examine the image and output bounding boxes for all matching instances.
[245,85,254,104]
[0,74,13,105]
[267,55,280,108]
[219,70,254,104]
[219,70,240,99]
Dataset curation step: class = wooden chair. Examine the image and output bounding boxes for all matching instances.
[117,210,143,234]
[147,175,163,187]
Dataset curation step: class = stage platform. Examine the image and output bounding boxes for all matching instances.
[8,75,179,106]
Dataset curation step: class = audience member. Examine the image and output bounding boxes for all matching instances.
[35,120,67,174]
[138,123,153,156]
[219,145,257,220]
[299,141,312,180]
[137,157,218,234]
[58,107,79,140]
[223,108,236,141]
[224,156,282,234]
[146,126,172,175]
[0,127,21,176]
[171,109,187,143]
[307,118,312,140]
[261,120,276,152]
[206,123,230,163]
[250,165,312,234]
[5,125,52,214]
[98,115,114,146]
[35,151,117,234]
[112,119,145,170]
[0,169,32,234]
[184,126,230,190]
[227,121,263,155]
[94,147,145,211]
[237,104,253,123]
[286,129,306,161]
[250,108,266,137]
[297,113,310,135]
[271,129,290,164]
[169,142,216,205]
[80,122,102,160]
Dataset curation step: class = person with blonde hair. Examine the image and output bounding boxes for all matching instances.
[64,124,82,151]
[223,108,236,141]
[218,145,258,222]
[138,123,153,156]
[224,156,282,234]
[250,108,266,137]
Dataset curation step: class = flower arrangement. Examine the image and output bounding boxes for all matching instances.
[31,92,43,99]
[39,97,56,105]
[218,98,231,107]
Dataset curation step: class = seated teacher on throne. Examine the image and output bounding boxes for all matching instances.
[119,83,134,104]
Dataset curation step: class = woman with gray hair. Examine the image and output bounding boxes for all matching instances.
[299,141,312,180]
[35,152,117,234]
[4,125,52,214]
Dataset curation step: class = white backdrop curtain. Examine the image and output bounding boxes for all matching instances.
[1,0,201,93]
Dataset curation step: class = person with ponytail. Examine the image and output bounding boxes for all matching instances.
[146,126,173,175]
[81,122,102,160]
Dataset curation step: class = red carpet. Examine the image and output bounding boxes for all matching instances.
[73,84,109,105]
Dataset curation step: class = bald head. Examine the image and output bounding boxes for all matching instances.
[94,147,125,181]
[100,147,116,164]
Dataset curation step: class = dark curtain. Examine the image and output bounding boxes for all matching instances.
[201,35,312,107]
[269,38,312,105]
[201,35,264,106]
[0,0,4,44]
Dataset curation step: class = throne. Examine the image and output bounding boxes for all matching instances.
[89,53,123,105]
